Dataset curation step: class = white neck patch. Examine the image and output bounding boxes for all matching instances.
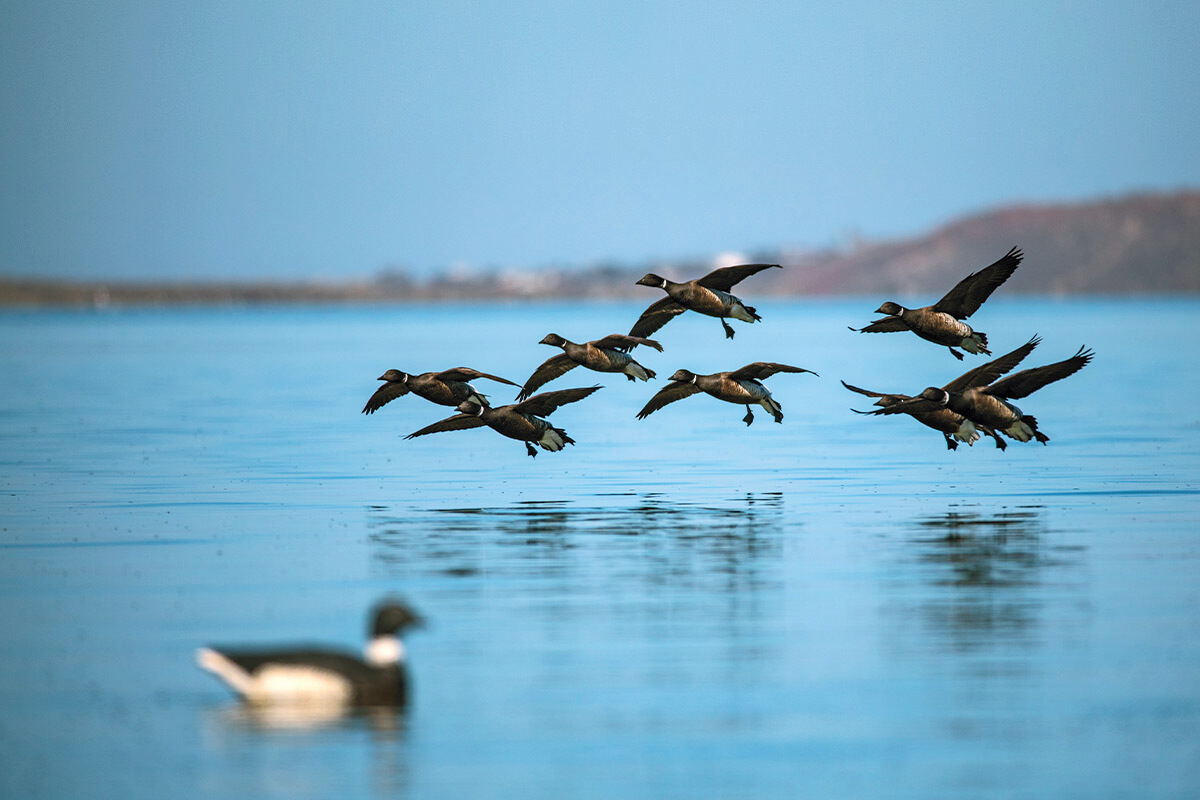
[365,635,405,666]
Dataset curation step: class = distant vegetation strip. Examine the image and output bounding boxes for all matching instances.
[2,191,1197,307]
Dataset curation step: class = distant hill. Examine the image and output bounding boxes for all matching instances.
[2,190,1197,306]
[756,190,1200,296]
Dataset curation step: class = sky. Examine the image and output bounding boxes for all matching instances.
[2,1,1198,280]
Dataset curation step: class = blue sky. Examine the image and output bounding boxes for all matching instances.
[2,1,1198,280]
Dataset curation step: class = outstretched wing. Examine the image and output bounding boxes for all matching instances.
[850,316,908,333]
[516,354,579,401]
[591,333,664,353]
[403,413,488,439]
[362,382,410,414]
[513,386,601,417]
[943,335,1040,393]
[870,396,945,416]
[841,380,913,401]
[728,362,818,381]
[636,381,702,420]
[986,346,1093,400]
[629,297,687,338]
[932,246,1023,318]
[436,367,520,387]
[694,263,780,292]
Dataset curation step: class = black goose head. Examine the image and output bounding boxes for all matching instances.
[875,301,903,316]
[378,369,409,382]
[539,333,567,348]
[456,400,486,416]
[370,600,424,638]
[669,369,698,384]
[636,273,668,288]
[919,387,951,405]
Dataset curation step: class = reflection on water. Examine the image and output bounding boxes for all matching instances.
[201,704,410,798]
[206,703,408,736]
[884,506,1087,656]
[367,493,787,594]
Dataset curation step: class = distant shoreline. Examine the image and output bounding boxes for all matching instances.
[4,191,1197,307]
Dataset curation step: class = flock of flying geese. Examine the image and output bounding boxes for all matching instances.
[196,248,1094,708]
[361,247,1094,455]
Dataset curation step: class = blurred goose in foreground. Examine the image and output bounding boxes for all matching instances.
[841,380,1007,450]
[517,333,662,400]
[406,386,601,457]
[630,263,781,340]
[637,362,817,426]
[196,600,423,707]
[362,368,519,413]
[852,246,1023,360]
[871,338,1093,444]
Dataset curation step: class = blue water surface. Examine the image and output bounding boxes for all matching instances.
[1,299,1198,799]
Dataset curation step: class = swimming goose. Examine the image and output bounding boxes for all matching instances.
[637,362,817,426]
[517,333,662,400]
[852,247,1023,359]
[405,386,601,457]
[841,380,1007,450]
[196,600,423,707]
[872,338,1093,444]
[362,368,520,413]
[629,263,781,340]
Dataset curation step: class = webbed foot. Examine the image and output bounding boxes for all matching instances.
[743,406,754,426]
[944,435,958,451]
[525,442,538,458]
[949,348,964,361]
[722,320,736,339]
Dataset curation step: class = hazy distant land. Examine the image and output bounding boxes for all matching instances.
[2,191,1197,307]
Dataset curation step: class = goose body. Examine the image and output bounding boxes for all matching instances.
[872,337,1093,445]
[841,380,1006,450]
[853,247,1023,360]
[406,386,601,457]
[637,362,817,426]
[518,334,661,400]
[196,601,422,707]
[362,368,519,413]
[630,264,780,340]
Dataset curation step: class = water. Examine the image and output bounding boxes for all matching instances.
[1,299,1198,799]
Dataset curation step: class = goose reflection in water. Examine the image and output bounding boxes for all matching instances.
[885,506,1087,656]
[367,493,788,594]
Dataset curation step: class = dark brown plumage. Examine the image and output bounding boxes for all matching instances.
[852,247,1023,359]
[872,337,1093,444]
[406,386,601,457]
[637,362,816,426]
[517,333,661,400]
[362,367,519,413]
[630,263,781,340]
[841,380,1007,450]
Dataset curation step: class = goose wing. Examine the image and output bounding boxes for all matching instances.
[728,362,818,381]
[436,367,520,387]
[986,346,1094,399]
[517,354,579,401]
[404,413,487,439]
[943,335,1040,393]
[870,396,946,416]
[932,246,1023,318]
[694,263,780,291]
[362,382,410,414]
[629,297,687,338]
[840,380,912,401]
[850,315,908,333]
[591,333,664,353]
[636,381,703,419]
[513,386,601,417]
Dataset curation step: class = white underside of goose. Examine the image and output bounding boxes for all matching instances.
[539,428,566,451]
[196,648,353,705]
